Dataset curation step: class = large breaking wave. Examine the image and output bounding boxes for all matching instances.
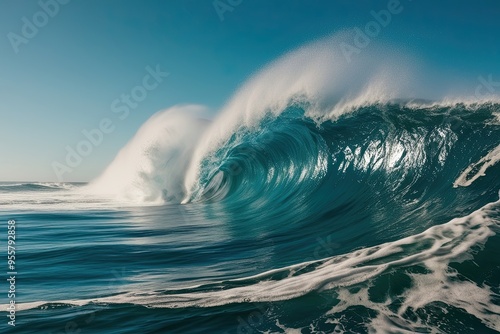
[83,32,500,210]
[9,31,499,333]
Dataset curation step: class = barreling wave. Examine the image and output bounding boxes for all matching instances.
[186,101,500,206]
[182,32,419,202]
[81,30,500,279]
[175,101,500,256]
[86,31,500,210]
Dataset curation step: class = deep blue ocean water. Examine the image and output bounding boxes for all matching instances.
[1,102,500,333]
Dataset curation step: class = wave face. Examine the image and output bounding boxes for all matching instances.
[178,101,500,268]
[3,32,500,333]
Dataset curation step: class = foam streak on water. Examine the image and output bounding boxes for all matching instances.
[454,144,500,188]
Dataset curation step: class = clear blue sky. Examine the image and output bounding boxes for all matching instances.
[1,0,499,182]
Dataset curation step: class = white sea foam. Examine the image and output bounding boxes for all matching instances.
[0,186,136,211]
[85,105,210,203]
[454,144,500,188]
[0,107,211,210]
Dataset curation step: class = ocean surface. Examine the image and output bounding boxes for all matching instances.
[2,35,500,333]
